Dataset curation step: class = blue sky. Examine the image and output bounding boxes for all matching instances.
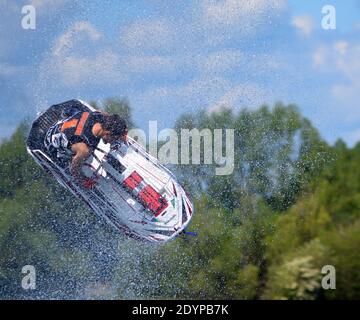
[0,0,360,145]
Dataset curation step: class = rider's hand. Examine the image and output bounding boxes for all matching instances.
[82,177,97,189]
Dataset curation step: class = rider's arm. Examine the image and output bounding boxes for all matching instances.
[70,142,91,183]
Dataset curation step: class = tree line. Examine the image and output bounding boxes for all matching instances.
[0,98,359,299]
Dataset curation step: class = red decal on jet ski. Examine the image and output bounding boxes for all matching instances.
[138,185,168,216]
[123,171,143,190]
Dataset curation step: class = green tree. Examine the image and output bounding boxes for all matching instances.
[173,103,331,212]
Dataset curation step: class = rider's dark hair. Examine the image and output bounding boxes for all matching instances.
[102,114,128,136]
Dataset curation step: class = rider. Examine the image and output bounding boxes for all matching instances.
[45,107,128,189]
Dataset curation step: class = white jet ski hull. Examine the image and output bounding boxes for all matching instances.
[26,100,194,243]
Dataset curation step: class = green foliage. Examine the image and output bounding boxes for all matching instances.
[0,121,118,298]
[263,142,360,300]
[139,196,273,300]
[316,142,360,224]
[265,193,332,265]
[263,239,328,300]
[174,102,331,212]
[0,123,34,198]
[320,220,360,299]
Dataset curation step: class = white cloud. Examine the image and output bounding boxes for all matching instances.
[134,77,232,110]
[201,0,286,25]
[331,44,360,106]
[42,21,181,88]
[313,41,360,124]
[134,76,268,118]
[291,15,314,36]
[201,50,244,73]
[41,20,185,89]
[334,41,348,55]
[115,0,286,59]
[52,21,102,57]
[54,49,122,86]
[37,22,126,89]
[335,45,360,81]
[178,77,231,101]
[312,46,327,67]
[178,49,280,79]
[119,19,173,51]
[200,0,286,39]
[122,55,176,75]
